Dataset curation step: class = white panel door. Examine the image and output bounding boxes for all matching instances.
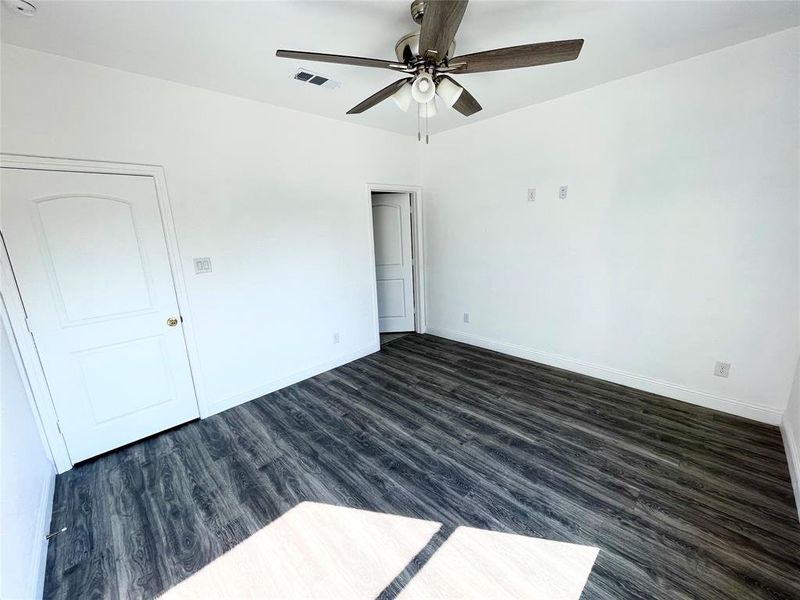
[1,168,199,462]
[372,193,414,333]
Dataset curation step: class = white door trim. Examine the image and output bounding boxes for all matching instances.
[0,153,205,471]
[0,250,69,472]
[365,183,427,345]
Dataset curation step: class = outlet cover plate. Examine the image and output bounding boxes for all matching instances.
[714,361,731,378]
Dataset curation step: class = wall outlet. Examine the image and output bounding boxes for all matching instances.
[713,361,731,378]
[193,257,212,274]
[333,332,340,344]
[559,185,568,200]
[463,313,470,324]
[527,188,536,202]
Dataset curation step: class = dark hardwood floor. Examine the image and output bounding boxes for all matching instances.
[44,334,800,599]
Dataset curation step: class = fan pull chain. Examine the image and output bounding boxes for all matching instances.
[425,102,430,144]
[417,105,421,142]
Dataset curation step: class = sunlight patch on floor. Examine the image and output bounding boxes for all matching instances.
[158,502,598,599]
[399,526,599,600]
[159,502,441,599]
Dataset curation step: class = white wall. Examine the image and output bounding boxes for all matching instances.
[423,29,799,424]
[1,323,56,599]
[783,360,800,520]
[1,44,420,422]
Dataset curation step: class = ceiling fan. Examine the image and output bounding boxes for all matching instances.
[276,0,583,142]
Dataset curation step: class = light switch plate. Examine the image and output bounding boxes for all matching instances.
[527,188,536,202]
[193,257,212,274]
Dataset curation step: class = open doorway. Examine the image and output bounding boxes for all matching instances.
[367,185,425,347]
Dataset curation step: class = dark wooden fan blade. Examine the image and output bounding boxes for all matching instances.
[276,50,407,71]
[439,75,482,116]
[418,0,468,62]
[347,78,412,114]
[450,39,584,74]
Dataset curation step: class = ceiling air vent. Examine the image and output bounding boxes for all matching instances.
[290,68,341,90]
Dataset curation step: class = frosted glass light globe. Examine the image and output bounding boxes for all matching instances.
[411,73,436,103]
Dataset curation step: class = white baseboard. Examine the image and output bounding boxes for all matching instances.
[780,421,800,523]
[426,327,784,425]
[30,469,56,600]
[205,342,380,417]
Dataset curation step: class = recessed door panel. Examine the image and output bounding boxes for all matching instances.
[76,336,175,424]
[373,204,404,267]
[2,168,199,462]
[34,195,153,323]
[372,193,414,333]
[377,279,407,319]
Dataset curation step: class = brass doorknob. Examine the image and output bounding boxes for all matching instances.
[167,317,179,327]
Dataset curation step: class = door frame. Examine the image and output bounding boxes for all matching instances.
[366,183,427,344]
[0,153,204,472]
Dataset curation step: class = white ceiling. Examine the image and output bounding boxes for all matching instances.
[1,1,797,135]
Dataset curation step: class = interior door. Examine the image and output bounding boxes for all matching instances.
[1,168,199,463]
[372,193,415,333]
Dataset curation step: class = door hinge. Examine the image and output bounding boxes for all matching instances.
[180,315,184,323]
[55,421,63,434]
[24,317,33,335]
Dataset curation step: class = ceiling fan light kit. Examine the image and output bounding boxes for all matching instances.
[276,0,584,143]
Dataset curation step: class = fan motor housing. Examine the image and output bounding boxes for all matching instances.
[395,32,456,64]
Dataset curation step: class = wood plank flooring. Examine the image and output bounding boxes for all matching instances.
[44,334,800,599]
